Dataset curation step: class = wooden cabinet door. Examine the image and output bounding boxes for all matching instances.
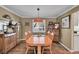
[74,35,79,50]
[4,37,10,53]
[13,34,17,44]
[0,37,2,53]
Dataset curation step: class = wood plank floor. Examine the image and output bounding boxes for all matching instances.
[7,41,71,54]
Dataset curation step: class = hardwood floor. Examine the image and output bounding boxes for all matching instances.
[8,41,26,54]
[7,40,70,54]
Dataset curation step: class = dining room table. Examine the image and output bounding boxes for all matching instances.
[26,34,50,54]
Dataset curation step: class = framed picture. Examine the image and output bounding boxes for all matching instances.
[25,22,29,26]
[62,15,70,28]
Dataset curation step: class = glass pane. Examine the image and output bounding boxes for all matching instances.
[32,19,46,33]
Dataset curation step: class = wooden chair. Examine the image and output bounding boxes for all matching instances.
[24,32,28,40]
[25,31,32,40]
[46,31,50,35]
[25,32,36,54]
[28,31,33,37]
[42,32,54,54]
[50,32,54,43]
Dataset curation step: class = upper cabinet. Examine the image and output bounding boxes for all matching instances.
[73,11,79,26]
[73,11,79,32]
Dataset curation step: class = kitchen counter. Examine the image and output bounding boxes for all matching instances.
[0,32,17,53]
[4,33,16,37]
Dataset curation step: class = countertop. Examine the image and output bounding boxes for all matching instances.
[4,33,16,37]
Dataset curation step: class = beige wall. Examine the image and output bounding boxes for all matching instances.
[0,7,21,21]
[0,7,22,39]
[20,18,32,39]
[57,6,79,49]
[21,18,57,39]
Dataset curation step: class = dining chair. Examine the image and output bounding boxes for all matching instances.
[47,31,50,34]
[25,31,32,41]
[42,32,54,54]
[25,32,36,54]
[24,32,28,40]
[28,31,33,37]
[50,32,54,42]
[24,31,31,41]
[46,31,51,37]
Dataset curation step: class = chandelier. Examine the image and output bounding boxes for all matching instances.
[34,8,43,22]
[37,8,40,18]
[33,8,46,35]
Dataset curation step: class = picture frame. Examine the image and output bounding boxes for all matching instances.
[61,15,70,28]
[25,22,29,26]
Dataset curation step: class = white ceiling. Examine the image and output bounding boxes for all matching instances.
[4,5,74,18]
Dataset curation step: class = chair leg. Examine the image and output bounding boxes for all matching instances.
[50,49,52,54]
[34,48,36,54]
[25,48,29,54]
[42,48,44,54]
[50,47,52,54]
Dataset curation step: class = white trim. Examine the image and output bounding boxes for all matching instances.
[0,5,22,17]
[21,16,57,18]
[57,5,78,18]
[59,42,73,52]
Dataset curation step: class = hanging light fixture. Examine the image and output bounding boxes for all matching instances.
[37,8,40,18]
[33,8,46,35]
[34,8,43,22]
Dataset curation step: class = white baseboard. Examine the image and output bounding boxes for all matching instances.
[59,42,73,52]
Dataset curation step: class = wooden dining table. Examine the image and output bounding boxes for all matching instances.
[26,35,51,54]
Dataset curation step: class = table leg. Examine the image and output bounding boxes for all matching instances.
[37,45,41,54]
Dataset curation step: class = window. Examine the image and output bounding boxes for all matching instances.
[32,19,46,33]
[0,22,3,32]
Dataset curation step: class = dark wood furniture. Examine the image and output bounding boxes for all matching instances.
[47,22,60,42]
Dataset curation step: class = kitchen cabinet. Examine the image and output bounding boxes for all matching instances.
[71,10,79,50]
[0,34,3,53]
[73,35,79,50]
[73,11,79,26]
[0,33,17,53]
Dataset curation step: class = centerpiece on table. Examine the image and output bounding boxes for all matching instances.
[37,32,42,37]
